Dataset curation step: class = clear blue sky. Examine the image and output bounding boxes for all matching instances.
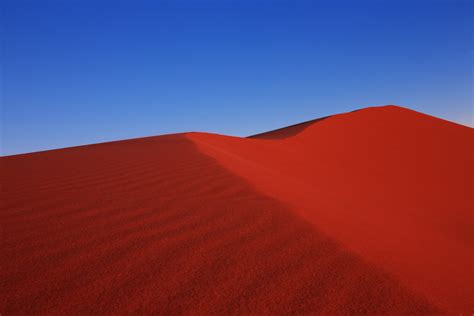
[2,0,473,155]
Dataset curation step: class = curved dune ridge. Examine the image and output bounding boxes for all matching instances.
[1,105,473,314]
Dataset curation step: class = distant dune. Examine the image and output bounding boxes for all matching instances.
[1,105,473,314]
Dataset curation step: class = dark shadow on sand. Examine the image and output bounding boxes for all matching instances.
[247,116,331,139]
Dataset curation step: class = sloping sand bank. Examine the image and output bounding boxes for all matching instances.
[2,105,472,314]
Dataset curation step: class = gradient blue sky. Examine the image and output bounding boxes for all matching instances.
[2,0,473,155]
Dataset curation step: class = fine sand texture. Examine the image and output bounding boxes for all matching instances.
[1,105,473,315]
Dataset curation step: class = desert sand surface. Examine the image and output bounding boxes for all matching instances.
[1,105,473,315]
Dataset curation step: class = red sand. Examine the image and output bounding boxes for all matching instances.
[1,105,473,314]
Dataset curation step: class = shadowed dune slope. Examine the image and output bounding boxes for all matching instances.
[248,116,331,139]
[1,133,439,315]
[188,105,474,314]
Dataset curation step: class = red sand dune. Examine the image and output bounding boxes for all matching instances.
[1,105,473,315]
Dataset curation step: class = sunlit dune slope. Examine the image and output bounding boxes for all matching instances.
[1,105,472,314]
[189,105,474,314]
